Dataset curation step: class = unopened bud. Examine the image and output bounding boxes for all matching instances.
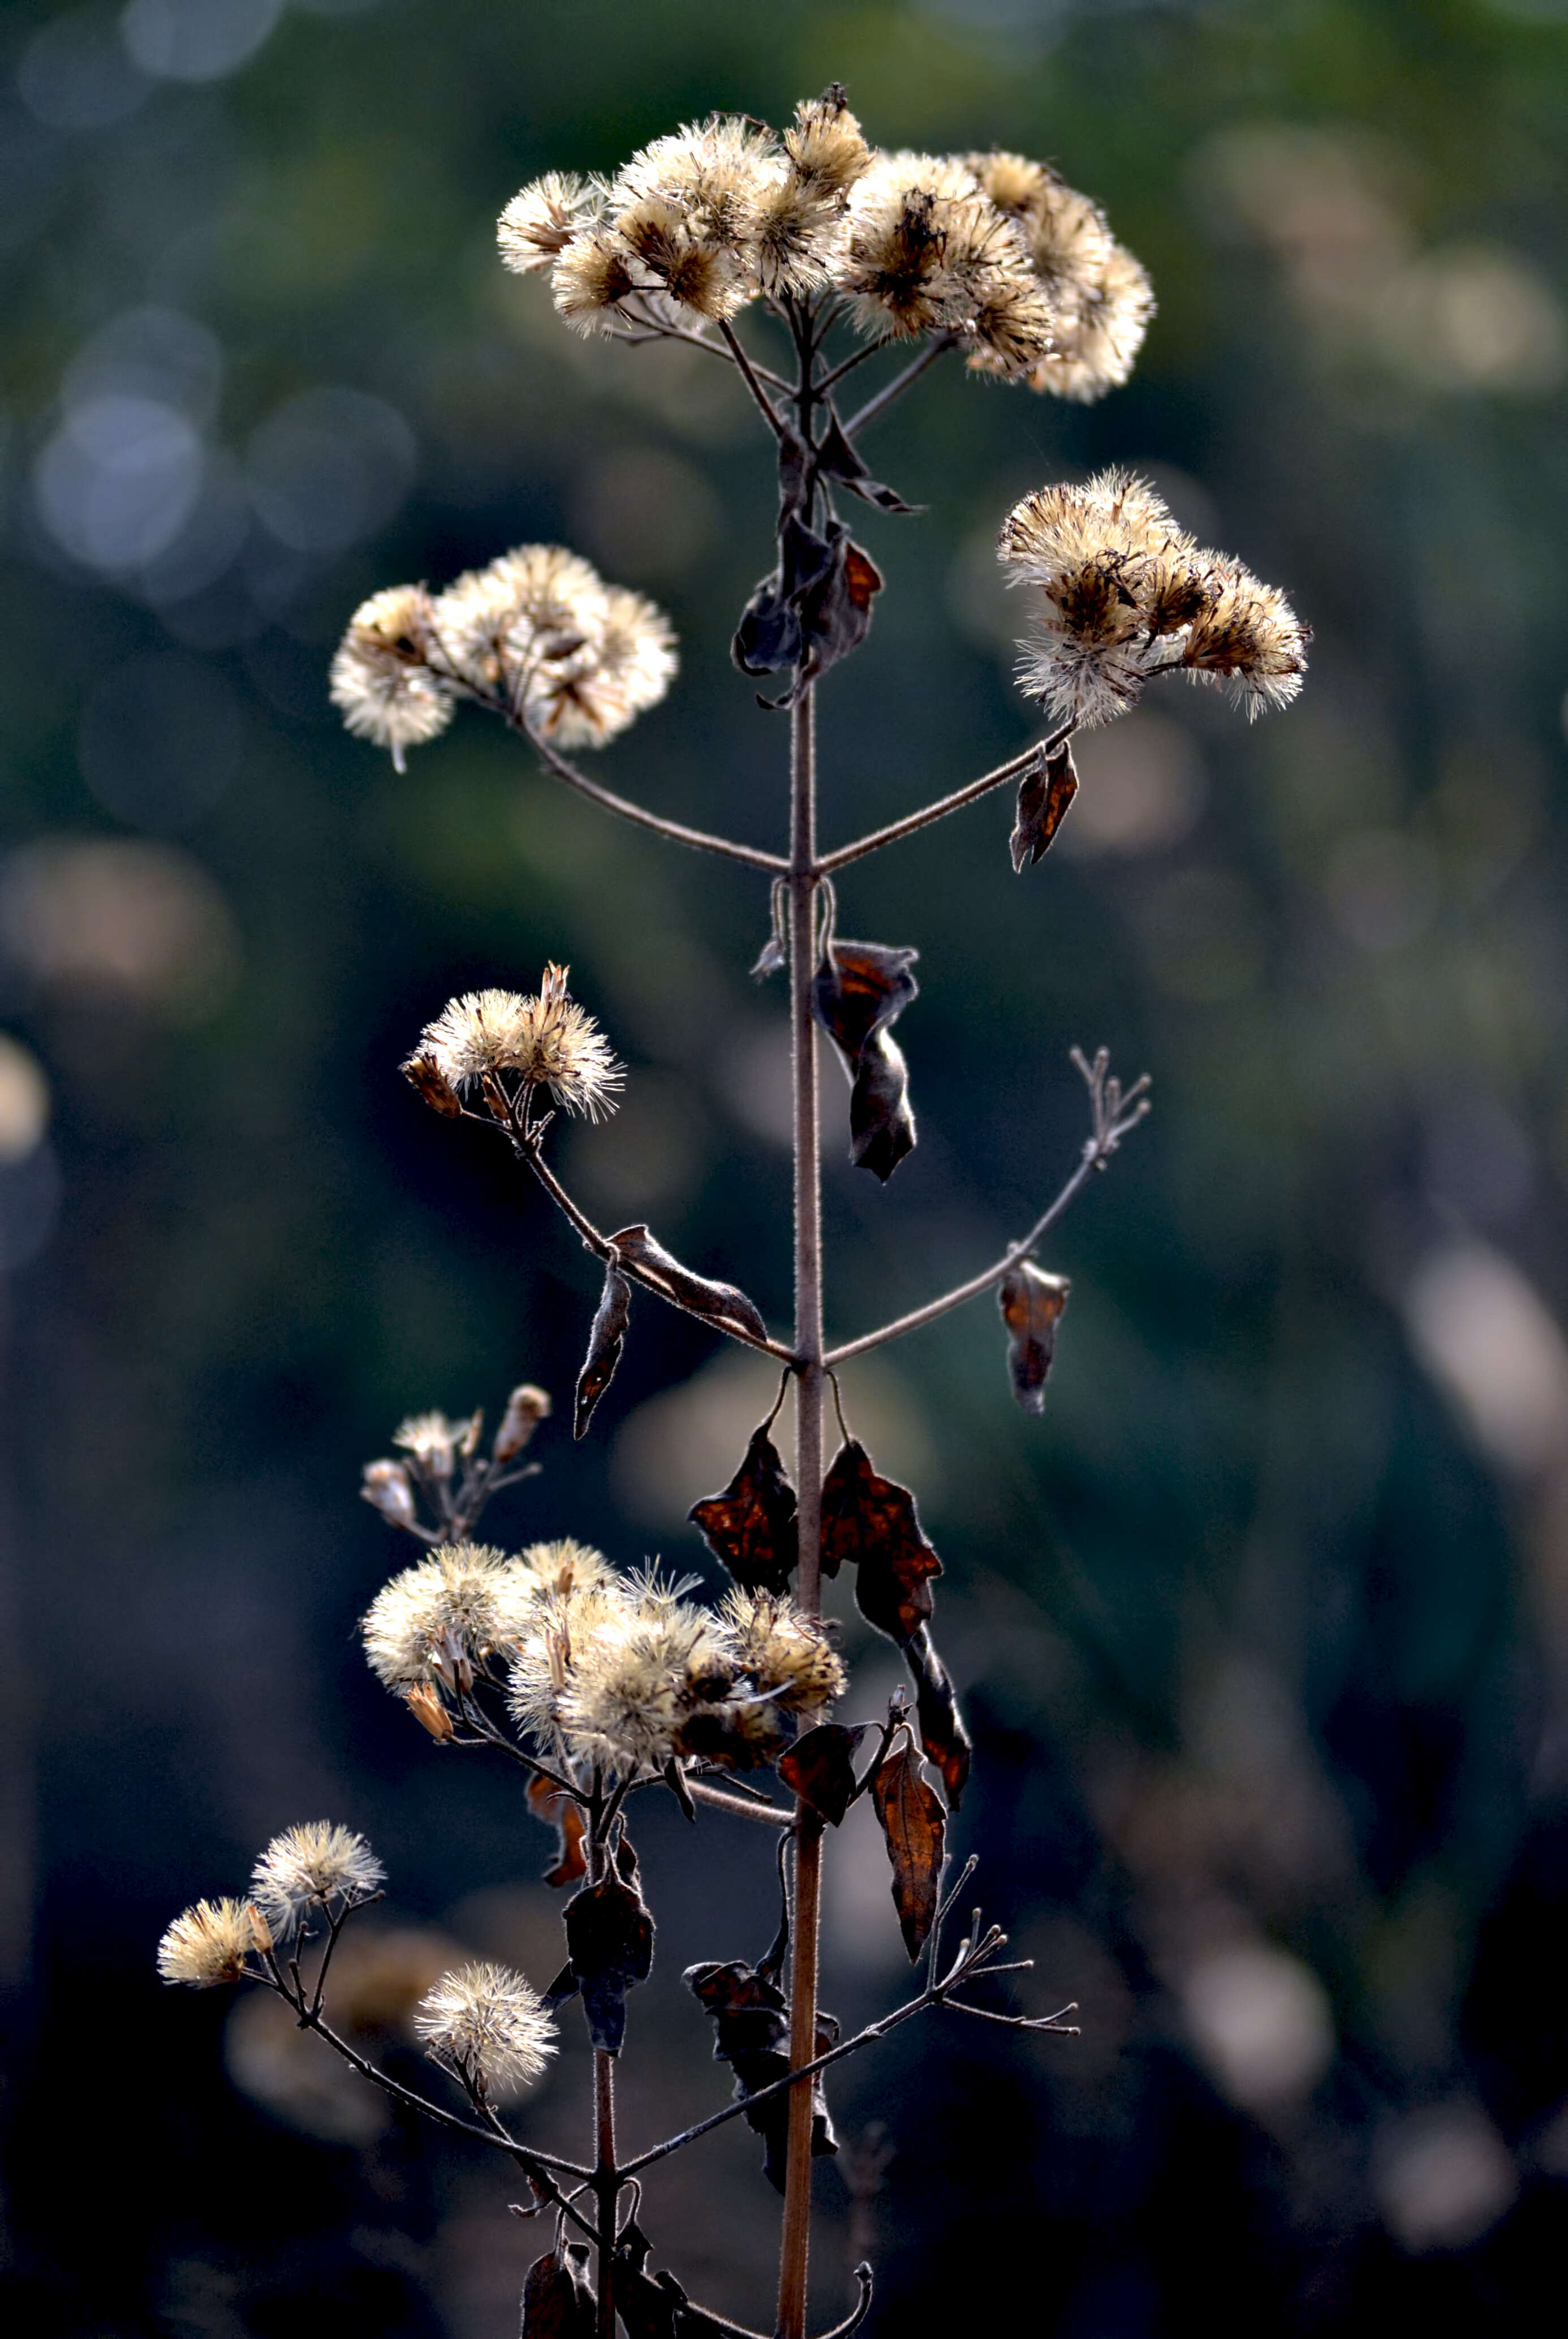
[458,1407,483,1460]
[494,1383,552,1462]
[402,1051,460,1117]
[361,1459,417,1529]
[404,1684,455,1742]
[247,1902,274,1956]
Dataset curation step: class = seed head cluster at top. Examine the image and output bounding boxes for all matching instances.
[361,1534,846,1778]
[998,468,1311,727]
[498,91,1152,399]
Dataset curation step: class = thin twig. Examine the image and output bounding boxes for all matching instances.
[812,339,884,396]
[819,728,1073,874]
[523,721,787,874]
[509,1133,799,1365]
[824,1053,1151,1367]
[941,1999,1080,2033]
[684,1777,795,1826]
[620,1904,1055,2181]
[610,303,794,393]
[719,318,791,440]
[270,1984,592,2179]
[839,332,958,438]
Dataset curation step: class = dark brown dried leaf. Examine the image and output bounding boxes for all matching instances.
[685,1957,838,2192]
[820,1439,942,1644]
[815,411,920,514]
[813,942,920,1183]
[526,1773,588,1889]
[520,2245,596,2338]
[610,1224,768,1346]
[688,1421,798,1594]
[573,1261,631,1441]
[906,1626,972,1812]
[871,1740,946,1959]
[562,1869,654,2056]
[997,1261,1070,1413]
[1009,739,1079,871]
[778,1722,864,1826]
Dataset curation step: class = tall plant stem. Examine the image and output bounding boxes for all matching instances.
[595,2047,618,2339]
[587,1808,620,2339]
[778,677,824,2339]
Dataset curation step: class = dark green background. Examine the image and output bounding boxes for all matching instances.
[5,1,1568,2331]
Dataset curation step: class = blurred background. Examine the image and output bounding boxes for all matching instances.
[4,0,1568,2329]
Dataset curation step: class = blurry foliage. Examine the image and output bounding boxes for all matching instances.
[5,0,1568,2332]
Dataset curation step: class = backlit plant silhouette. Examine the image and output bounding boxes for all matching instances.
[159,89,1307,2339]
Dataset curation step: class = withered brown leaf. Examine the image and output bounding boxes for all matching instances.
[778,1722,864,1826]
[871,1739,946,1959]
[573,1260,630,1441]
[997,1261,1070,1413]
[610,1224,768,1346]
[685,1958,839,2192]
[688,1420,798,1594]
[562,1868,654,2055]
[520,2245,596,2337]
[526,1772,588,1890]
[820,1439,942,1645]
[813,941,919,1183]
[815,411,920,515]
[1010,738,1079,871]
[906,1626,972,1813]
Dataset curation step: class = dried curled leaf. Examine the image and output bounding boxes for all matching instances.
[685,1958,839,2192]
[1010,738,1079,871]
[527,1772,588,1890]
[688,1420,798,1594]
[816,411,920,515]
[610,1224,768,1346]
[813,941,920,1183]
[734,516,884,705]
[906,1626,972,1813]
[779,1721,864,1826]
[872,1739,946,1959]
[562,1863,654,2055]
[574,1260,631,1440]
[820,1439,942,1645]
[998,1261,1070,1413]
[520,2245,596,2337]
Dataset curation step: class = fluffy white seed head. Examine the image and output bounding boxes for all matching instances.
[414,1960,556,2100]
[411,967,623,1119]
[249,1823,385,1939]
[157,1898,265,1988]
[498,171,597,274]
[361,1543,541,1690]
[329,587,454,771]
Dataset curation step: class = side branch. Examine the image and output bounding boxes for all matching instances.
[619,1887,1072,2182]
[514,1136,800,1366]
[824,1047,1151,1367]
[819,728,1073,874]
[839,331,958,438]
[523,723,787,874]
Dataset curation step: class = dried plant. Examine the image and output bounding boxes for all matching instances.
[161,88,1307,2339]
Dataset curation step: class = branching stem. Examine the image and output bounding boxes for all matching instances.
[839,331,958,437]
[820,726,1074,874]
[824,1056,1151,1366]
[523,721,788,874]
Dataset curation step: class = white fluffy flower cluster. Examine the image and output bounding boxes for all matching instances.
[499,92,1152,398]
